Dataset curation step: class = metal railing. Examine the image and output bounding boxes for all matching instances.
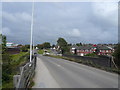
[13,55,37,89]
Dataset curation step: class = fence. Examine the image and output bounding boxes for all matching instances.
[13,55,37,89]
[63,54,116,68]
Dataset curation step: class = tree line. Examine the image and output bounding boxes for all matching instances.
[37,42,51,49]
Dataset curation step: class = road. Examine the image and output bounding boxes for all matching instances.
[33,55,118,88]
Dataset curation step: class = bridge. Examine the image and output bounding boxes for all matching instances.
[13,53,118,89]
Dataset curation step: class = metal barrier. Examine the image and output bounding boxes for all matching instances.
[13,55,37,89]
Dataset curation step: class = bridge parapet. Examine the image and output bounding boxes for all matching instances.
[13,55,37,89]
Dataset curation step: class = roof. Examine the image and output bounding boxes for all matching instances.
[97,46,111,50]
[77,45,95,50]
[76,45,112,50]
[71,44,79,49]
[7,42,13,44]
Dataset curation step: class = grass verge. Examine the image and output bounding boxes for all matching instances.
[38,49,51,54]
[38,50,44,54]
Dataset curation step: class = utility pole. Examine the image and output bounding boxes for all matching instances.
[30,0,34,62]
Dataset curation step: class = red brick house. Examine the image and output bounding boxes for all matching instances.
[97,46,114,56]
[70,44,114,56]
[76,45,97,56]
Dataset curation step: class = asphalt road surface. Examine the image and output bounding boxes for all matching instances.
[33,55,118,88]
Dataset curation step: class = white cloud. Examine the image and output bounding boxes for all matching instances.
[2,11,32,23]
[68,28,81,37]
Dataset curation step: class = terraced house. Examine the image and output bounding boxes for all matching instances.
[70,44,115,56]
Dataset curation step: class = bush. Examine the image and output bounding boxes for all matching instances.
[85,53,98,57]
[2,53,13,87]
[2,52,29,88]
[21,46,29,52]
[38,50,44,54]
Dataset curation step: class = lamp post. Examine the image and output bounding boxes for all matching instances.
[30,0,34,62]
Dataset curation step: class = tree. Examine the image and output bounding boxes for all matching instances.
[1,35,12,84]
[43,42,51,49]
[37,42,51,49]
[76,42,82,46]
[57,38,67,47]
[37,44,44,49]
[68,43,72,46]
[0,34,7,53]
[21,45,29,52]
[57,37,69,54]
[51,44,55,48]
[2,53,12,83]
[25,44,30,49]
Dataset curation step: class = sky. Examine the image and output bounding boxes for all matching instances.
[2,1,118,45]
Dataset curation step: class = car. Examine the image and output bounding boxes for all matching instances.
[45,52,50,55]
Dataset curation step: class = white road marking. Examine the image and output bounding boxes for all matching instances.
[50,61,65,70]
[57,65,61,67]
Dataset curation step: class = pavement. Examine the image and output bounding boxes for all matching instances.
[33,55,118,88]
[32,55,60,88]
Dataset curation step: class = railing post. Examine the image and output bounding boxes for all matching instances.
[13,75,20,88]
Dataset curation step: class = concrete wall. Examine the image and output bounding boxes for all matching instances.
[63,55,115,68]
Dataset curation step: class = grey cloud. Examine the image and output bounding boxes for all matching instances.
[2,2,118,44]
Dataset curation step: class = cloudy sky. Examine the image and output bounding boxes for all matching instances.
[2,1,118,45]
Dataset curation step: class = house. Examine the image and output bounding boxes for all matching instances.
[70,44,114,56]
[97,45,114,56]
[51,45,62,56]
[70,44,79,54]
[6,42,14,47]
[6,42,18,48]
[6,42,20,54]
[76,45,97,56]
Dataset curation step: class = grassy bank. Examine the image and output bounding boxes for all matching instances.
[46,55,120,74]
[38,49,51,54]
[11,52,29,67]
[2,52,29,88]
[38,50,44,54]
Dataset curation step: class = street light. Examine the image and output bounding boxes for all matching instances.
[30,0,34,62]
